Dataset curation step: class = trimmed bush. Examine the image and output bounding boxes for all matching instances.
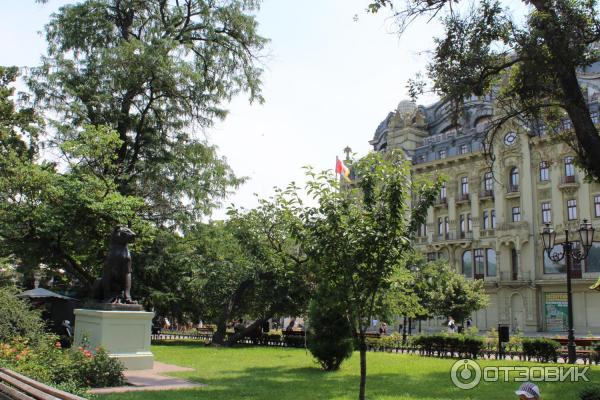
[412,334,484,359]
[306,290,353,371]
[522,338,560,362]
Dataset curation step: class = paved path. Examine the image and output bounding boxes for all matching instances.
[89,362,203,394]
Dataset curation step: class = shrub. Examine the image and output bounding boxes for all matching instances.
[591,344,600,364]
[306,290,353,371]
[412,333,484,359]
[522,338,560,362]
[0,287,46,345]
[580,384,600,400]
[73,346,125,387]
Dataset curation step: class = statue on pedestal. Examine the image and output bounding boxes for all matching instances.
[92,226,139,307]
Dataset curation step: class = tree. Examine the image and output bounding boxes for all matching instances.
[369,0,600,181]
[297,151,441,400]
[223,193,311,346]
[411,258,489,325]
[0,67,147,288]
[28,0,267,226]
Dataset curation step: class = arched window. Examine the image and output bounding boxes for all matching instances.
[509,167,519,191]
[462,250,473,278]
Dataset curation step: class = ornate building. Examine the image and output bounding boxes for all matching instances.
[370,92,600,334]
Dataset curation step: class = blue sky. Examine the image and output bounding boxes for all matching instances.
[0,0,443,219]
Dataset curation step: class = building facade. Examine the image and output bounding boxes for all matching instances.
[370,95,600,334]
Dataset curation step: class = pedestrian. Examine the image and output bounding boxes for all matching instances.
[466,318,472,329]
[379,322,387,335]
[515,382,541,399]
[447,316,456,333]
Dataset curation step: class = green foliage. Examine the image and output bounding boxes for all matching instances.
[0,336,123,395]
[293,151,441,399]
[307,288,354,371]
[28,0,266,225]
[580,385,600,400]
[0,287,45,345]
[522,337,560,362]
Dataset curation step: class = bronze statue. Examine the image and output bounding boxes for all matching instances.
[93,226,137,304]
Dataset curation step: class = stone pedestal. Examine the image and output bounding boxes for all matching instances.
[74,309,154,370]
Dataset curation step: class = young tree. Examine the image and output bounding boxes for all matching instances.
[298,151,441,400]
[369,0,600,181]
[28,0,268,226]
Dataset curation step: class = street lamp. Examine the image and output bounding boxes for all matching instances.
[541,220,595,364]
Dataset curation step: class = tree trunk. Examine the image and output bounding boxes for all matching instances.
[212,302,233,345]
[358,331,367,400]
[225,317,268,347]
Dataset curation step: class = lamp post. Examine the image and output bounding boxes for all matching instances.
[541,220,595,364]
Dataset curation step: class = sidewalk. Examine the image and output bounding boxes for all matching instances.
[89,362,203,394]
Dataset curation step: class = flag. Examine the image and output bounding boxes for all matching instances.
[335,156,351,182]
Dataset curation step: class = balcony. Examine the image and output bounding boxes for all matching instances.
[456,193,470,204]
[497,221,529,233]
[480,229,496,238]
[434,197,447,208]
[433,232,453,242]
[558,175,579,192]
[459,231,473,240]
[479,190,494,200]
[505,185,520,199]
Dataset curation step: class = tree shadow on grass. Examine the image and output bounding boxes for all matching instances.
[99,348,600,400]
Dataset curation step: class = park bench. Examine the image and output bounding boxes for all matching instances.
[553,338,598,364]
[0,368,86,400]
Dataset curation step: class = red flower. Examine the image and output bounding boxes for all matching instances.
[55,342,62,349]
[83,350,92,358]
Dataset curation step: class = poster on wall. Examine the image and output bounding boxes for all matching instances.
[545,293,568,332]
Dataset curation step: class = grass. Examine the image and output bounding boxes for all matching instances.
[97,344,600,400]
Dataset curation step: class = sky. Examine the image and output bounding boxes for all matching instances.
[0,0,444,219]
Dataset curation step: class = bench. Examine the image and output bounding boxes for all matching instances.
[0,368,86,400]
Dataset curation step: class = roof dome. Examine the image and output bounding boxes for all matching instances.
[397,100,417,115]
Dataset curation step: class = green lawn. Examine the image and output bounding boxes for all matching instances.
[97,344,600,400]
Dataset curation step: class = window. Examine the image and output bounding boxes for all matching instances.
[462,250,473,278]
[544,244,567,274]
[512,206,521,222]
[483,171,493,192]
[439,149,447,160]
[467,214,472,232]
[418,155,426,163]
[567,199,577,220]
[460,214,465,234]
[486,249,497,277]
[461,176,469,195]
[594,195,600,218]
[438,217,443,235]
[427,252,437,262]
[491,209,497,228]
[483,210,489,230]
[539,161,549,181]
[565,156,575,177]
[542,202,552,224]
[460,144,469,154]
[444,217,449,237]
[509,167,519,191]
[440,183,447,200]
[585,242,600,273]
[474,249,485,278]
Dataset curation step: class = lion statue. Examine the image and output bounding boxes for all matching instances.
[93,226,137,304]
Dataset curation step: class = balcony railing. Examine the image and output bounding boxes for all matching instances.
[457,193,470,202]
[507,184,519,193]
[434,197,447,207]
[459,231,473,240]
[479,190,494,199]
[500,271,532,282]
[433,232,454,242]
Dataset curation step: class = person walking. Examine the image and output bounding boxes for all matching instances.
[447,316,456,333]
[515,382,541,399]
